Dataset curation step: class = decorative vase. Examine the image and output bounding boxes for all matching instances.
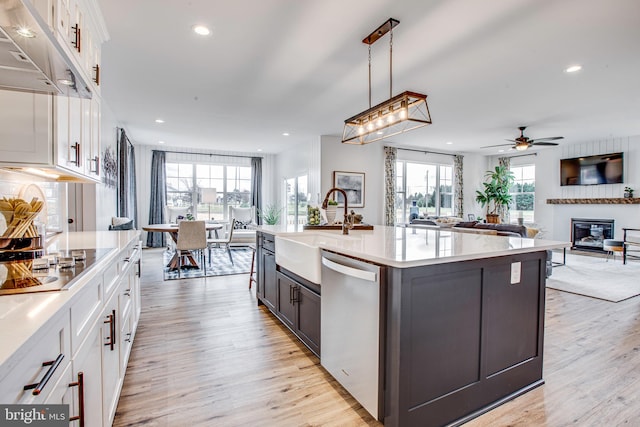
[624,192,632,198]
[325,205,337,224]
[486,214,500,224]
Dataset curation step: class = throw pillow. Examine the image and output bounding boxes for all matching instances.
[109,220,134,230]
[233,220,252,229]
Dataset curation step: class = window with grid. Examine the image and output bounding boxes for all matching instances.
[166,162,252,221]
[395,160,454,223]
[509,164,535,223]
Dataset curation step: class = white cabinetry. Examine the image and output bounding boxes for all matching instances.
[0,236,142,427]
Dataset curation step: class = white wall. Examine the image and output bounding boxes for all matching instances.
[94,101,119,231]
[274,138,321,207]
[461,152,488,219]
[320,136,384,225]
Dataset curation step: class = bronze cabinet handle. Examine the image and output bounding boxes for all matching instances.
[104,309,116,351]
[23,354,64,395]
[69,371,85,426]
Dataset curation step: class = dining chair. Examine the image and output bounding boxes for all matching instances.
[176,220,207,277]
[208,218,237,265]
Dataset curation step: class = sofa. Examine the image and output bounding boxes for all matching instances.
[410,219,552,276]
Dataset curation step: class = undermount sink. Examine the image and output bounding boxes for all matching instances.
[275,233,326,284]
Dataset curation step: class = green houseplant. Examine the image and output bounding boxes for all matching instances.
[258,204,282,225]
[475,165,515,223]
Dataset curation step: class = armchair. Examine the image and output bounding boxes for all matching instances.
[227,206,257,246]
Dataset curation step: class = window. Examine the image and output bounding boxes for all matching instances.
[166,162,252,221]
[285,175,308,227]
[395,160,454,223]
[509,164,535,223]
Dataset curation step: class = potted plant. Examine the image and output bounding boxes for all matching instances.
[624,186,634,198]
[258,204,282,225]
[325,199,338,224]
[475,165,515,223]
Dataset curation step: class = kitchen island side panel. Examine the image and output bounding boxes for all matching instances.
[384,251,547,427]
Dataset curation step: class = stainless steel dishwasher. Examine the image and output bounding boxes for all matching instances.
[320,250,382,419]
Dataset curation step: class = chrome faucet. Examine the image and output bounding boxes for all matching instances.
[322,188,353,235]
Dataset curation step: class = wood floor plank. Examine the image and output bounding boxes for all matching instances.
[114,249,640,426]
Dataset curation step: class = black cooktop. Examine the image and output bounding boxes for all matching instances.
[0,248,114,295]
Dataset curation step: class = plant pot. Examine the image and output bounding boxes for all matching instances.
[624,192,633,198]
[486,214,500,224]
[325,205,337,224]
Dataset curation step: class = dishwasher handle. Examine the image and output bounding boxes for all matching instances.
[322,257,377,282]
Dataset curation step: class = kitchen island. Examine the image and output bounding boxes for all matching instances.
[255,225,568,427]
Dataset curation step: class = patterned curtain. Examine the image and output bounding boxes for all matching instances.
[453,155,464,218]
[251,157,262,225]
[384,147,397,226]
[498,156,510,223]
[146,150,166,247]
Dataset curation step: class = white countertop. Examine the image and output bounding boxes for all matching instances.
[259,225,569,268]
[0,230,140,369]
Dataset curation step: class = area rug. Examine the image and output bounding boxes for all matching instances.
[163,247,253,281]
[546,252,640,302]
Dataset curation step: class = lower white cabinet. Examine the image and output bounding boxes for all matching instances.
[71,324,103,426]
[0,237,141,427]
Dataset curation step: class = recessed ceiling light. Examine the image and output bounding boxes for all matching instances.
[257,148,263,152]
[193,25,211,36]
[565,65,582,73]
[376,131,384,135]
[282,132,290,136]
[498,149,505,153]
[158,141,165,144]
[15,27,36,38]
[155,119,165,123]
[446,141,453,145]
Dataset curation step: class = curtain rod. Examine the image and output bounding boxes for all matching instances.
[392,146,457,157]
[153,149,262,159]
[117,127,134,147]
[503,152,538,159]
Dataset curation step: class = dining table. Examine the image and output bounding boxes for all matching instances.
[143,222,224,270]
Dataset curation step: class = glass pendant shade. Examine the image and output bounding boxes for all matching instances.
[342,91,432,144]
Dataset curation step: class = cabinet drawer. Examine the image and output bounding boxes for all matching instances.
[70,275,103,357]
[0,310,71,404]
[261,233,275,252]
[102,257,120,300]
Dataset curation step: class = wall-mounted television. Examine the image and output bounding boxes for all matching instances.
[560,152,624,186]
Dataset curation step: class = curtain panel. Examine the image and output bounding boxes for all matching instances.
[117,128,138,228]
[384,147,397,226]
[251,157,262,225]
[147,150,167,247]
[498,156,511,223]
[453,155,464,218]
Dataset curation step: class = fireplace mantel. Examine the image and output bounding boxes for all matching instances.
[546,198,640,205]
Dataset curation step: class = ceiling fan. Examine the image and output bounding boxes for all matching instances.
[482,126,564,151]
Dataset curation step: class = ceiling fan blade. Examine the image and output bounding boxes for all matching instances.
[481,142,518,149]
[530,136,564,142]
[530,141,559,146]
[504,139,519,143]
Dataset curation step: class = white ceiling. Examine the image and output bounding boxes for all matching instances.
[97,0,640,155]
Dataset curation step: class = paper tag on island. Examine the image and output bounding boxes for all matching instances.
[510,262,522,284]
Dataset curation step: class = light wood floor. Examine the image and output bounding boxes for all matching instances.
[113,249,640,426]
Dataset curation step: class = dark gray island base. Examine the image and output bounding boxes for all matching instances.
[256,231,547,427]
[383,250,546,426]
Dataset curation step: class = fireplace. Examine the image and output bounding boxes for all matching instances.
[571,218,614,252]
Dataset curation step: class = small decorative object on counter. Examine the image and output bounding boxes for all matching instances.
[307,205,321,225]
[624,186,634,198]
[0,197,45,250]
[325,199,338,224]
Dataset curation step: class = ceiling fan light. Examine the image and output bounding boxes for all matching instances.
[515,143,529,151]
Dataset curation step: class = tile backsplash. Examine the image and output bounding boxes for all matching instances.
[0,169,65,231]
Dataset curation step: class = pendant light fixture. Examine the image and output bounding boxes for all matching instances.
[342,18,432,145]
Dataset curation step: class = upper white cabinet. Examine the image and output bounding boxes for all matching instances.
[51,0,106,94]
